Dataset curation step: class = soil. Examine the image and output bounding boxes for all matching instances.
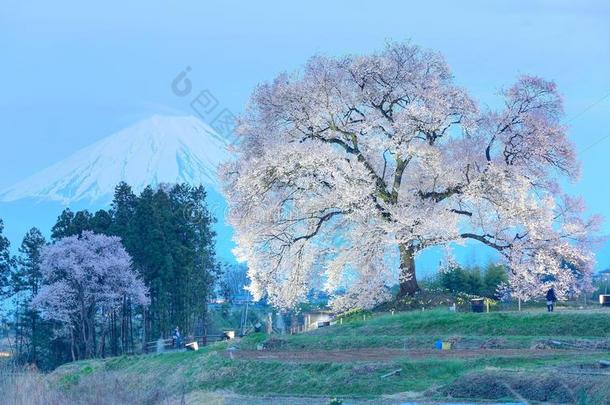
[223,347,603,363]
[443,370,610,403]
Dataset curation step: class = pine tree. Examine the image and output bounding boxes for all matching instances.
[182,185,218,335]
[12,228,47,364]
[90,210,113,235]
[482,264,508,299]
[130,186,168,339]
[13,228,46,294]
[120,184,218,341]
[50,209,75,240]
[109,182,137,246]
[0,219,13,298]
[71,210,93,235]
[51,209,94,240]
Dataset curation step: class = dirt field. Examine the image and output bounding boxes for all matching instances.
[224,347,604,363]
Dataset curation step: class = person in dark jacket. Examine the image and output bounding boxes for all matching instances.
[546,288,557,312]
[173,326,182,348]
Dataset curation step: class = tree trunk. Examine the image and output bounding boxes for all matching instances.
[142,309,148,353]
[31,311,37,364]
[398,244,420,297]
[70,329,76,362]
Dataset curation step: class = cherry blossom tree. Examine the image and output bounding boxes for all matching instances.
[32,231,149,360]
[221,42,601,310]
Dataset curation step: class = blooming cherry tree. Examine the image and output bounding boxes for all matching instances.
[221,42,601,310]
[32,231,149,359]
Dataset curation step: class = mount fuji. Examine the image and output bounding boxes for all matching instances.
[0,115,232,204]
[0,115,238,262]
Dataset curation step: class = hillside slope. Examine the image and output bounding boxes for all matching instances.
[52,309,610,404]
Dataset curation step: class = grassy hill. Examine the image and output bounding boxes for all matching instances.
[33,309,610,404]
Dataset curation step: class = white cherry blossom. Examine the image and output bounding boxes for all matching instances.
[221,42,601,309]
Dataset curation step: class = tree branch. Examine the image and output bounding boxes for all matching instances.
[460,233,511,251]
[292,211,343,243]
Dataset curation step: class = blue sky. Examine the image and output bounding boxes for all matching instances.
[1,0,609,270]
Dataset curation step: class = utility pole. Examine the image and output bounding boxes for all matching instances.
[241,302,249,336]
[267,313,273,334]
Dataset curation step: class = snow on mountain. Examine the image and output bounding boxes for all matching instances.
[0,115,232,204]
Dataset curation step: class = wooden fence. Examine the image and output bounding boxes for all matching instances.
[144,334,227,353]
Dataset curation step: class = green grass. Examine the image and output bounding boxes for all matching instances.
[316,309,610,337]
[56,348,609,397]
[238,309,610,351]
[51,309,610,403]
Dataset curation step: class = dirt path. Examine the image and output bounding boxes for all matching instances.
[182,390,503,405]
[225,348,603,363]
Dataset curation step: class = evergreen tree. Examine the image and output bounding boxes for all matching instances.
[13,228,46,294]
[129,186,168,340]
[463,267,483,295]
[51,209,94,239]
[169,184,218,336]
[438,263,507,298]
[482,264,508,298]
[50,209,75,240]
[438,265,467,294]
[0,219,13,298]
[109,182,137,246]
[120,184,218,341]
[72,210,93,235]
[90,210,113,235]
[12,228,47,365]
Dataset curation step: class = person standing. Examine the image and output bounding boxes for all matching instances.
[546,287,557,312]
[173,326,183,348]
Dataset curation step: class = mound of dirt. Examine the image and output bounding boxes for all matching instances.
[480,337,508,349]
[445,336,462,346]
[376,291,457,311]
[444,371,609,403]
[530,340,554,349]
[224,348,593,363]
[350,364,380,375]
[261,338,288,350]
[532,338,610,350]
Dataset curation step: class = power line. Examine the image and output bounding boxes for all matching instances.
[580,133,610,154]
[566,91,610,154]
[566,91,610,124]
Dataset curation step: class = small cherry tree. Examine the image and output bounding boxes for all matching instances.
[32,231,149,360]
[222,42,601,310]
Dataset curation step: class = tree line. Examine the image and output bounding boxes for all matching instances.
[426,263,509,299]
[0,182,218,370]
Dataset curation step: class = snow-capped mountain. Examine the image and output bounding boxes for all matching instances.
[0,115,232,204]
